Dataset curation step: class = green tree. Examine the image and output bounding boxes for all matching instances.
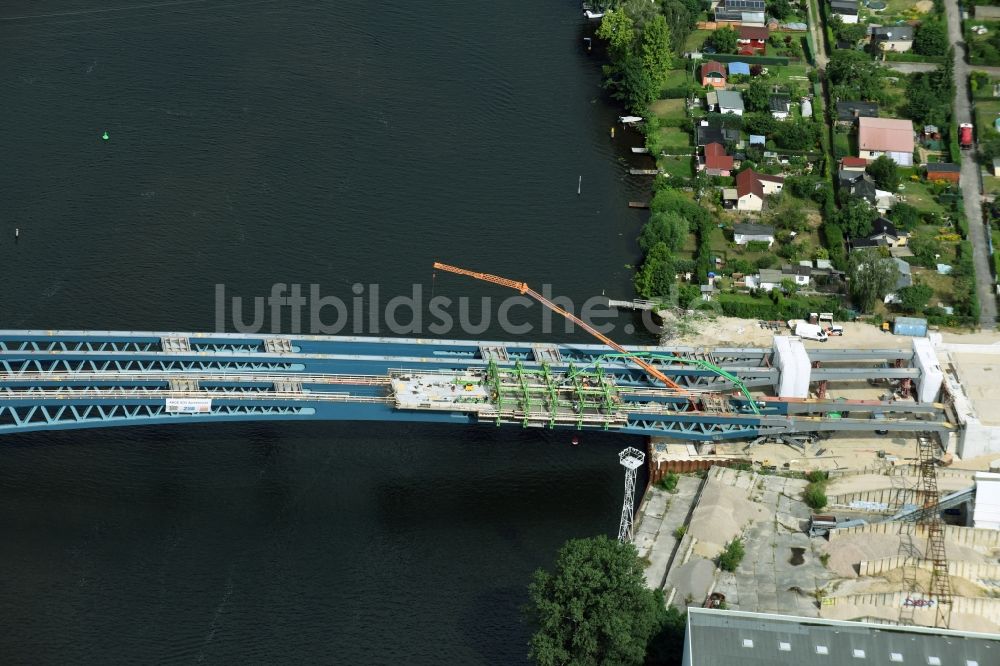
[866,154,900,191]
[914,20,948,57]
[605,53,659,113]
[640,14,674,86]
[743,78,771,113]
[768,0,792,20]
[633,241,676,298]
[888,202,921,230]
[897,283,934,313]
[526,536,662,666]
[827,50,889,103]
[708,26,737,54]
[774,118,819,150]
[639,210,688,252]
[849,248,900,312]
[909,233,942,268]
[597,9,635,60]
[836,197,878,238]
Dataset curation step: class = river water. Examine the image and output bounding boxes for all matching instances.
[0,1,653,662]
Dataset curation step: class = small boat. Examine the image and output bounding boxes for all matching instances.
[571,436,580,446]
[583,10,604,19]
[618,115,643,125]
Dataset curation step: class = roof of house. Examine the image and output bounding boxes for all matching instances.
[684,608,1000,666]
[769,94,791,112]
[695,120,740,146]
[782,265,812,277]
[926,162,961,173]
[736,169,765,199]
[850,237,880,249]
[734,222,775,236]
[831,2,859,14]
[756,172,784,184]
[838,169,866,185]
[723,187,738,200]
[841,156,868,168]
[749,134,766,145]
[993,157,1000,169]
[758,268,784,283]
[701,60,726,77]
[717,90,745,111]
[704,142,735,171]
[836,101,878,121]
[851,176,879,203]
[858,116,914,153]
[872,25,915,40]
[738,25,769,40]
[870,217,900,239]
[894,257,913,290]
[728,61,751,75]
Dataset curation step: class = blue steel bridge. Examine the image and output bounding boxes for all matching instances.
[0,330,953,441]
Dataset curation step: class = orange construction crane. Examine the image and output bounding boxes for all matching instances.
[432,262,687,393]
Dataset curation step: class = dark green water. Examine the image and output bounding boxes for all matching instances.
[0,1,652,662]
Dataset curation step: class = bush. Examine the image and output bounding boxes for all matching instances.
[673,525,687,539]
[718,538,745,572]
[805,470,829,483]
[658,472,679,493]
[803,482,828,510]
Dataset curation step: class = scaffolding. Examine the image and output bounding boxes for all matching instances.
[918,433,952,629]
[618,447,645,542]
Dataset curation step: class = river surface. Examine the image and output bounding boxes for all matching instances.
[0,1,653,662]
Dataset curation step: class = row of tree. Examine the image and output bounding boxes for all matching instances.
[596,7,676,113]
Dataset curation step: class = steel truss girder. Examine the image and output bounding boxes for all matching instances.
[0,359,298,375]
[0,403,311,432]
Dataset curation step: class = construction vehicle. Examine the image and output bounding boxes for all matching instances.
[432,262,688,392]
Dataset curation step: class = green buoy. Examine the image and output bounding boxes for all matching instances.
[102,131,109,141]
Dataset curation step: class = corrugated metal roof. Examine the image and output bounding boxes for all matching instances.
[687,608,1000,665]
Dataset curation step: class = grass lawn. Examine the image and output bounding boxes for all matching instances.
[912,267,955,305]
[684,29,715,53]
[650,98,687,122]
[660,155,695,178]
[975,99,1000,135]
[766,63,812,85]
[984,174,1000,198]
[654,126,693,152]
[897,180,946,215]
[662,66,693,91]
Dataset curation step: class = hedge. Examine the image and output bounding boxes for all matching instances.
[699,53,791,66]
[882,52,947,64]
[993,230,1000,277]
[716,292,845,320]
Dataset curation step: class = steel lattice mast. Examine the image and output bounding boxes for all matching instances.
[618,447,646,542]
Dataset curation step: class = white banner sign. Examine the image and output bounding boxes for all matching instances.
[166,398,212,414]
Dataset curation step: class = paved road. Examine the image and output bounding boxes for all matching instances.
[946,0,998,328]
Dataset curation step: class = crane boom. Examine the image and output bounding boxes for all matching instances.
[432,262,687,392]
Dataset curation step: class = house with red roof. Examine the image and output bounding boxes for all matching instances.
[737,26,768,55]
[840,156,868,171]
[700,142,734,177]
[700,61,727,89]
[736,168,784,212]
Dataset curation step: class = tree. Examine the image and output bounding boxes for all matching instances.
[526,536,662,666]
[914,20,948,57]
[640,14,674,86]
[768,0,792,20]
[743,78,771,113]
[888,202,921,230]
[708,26,737,54]
[909,233,942,268]
[866,155,900,192]
[835,197,878,238]
[774,118,819,150]
[897,283,933,313]
[634,241,676,298]
[639,210,687,252]
[597,10,635,61]
[604,53,659,113]
[827,50,889,104]
[849,248,900,312]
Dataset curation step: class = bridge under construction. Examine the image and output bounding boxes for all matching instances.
[0,330,953,441]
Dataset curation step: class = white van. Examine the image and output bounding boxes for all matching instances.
[793,321,828,342]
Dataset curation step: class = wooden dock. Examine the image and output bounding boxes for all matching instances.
[629,168,659,175]
[606,298,657,311]
[628,201,650,209]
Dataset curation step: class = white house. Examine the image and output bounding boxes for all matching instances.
[735,169,784,212]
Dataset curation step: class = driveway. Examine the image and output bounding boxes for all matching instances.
[945,0,997,327]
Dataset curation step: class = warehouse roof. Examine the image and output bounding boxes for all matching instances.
[686,608,1000,666]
